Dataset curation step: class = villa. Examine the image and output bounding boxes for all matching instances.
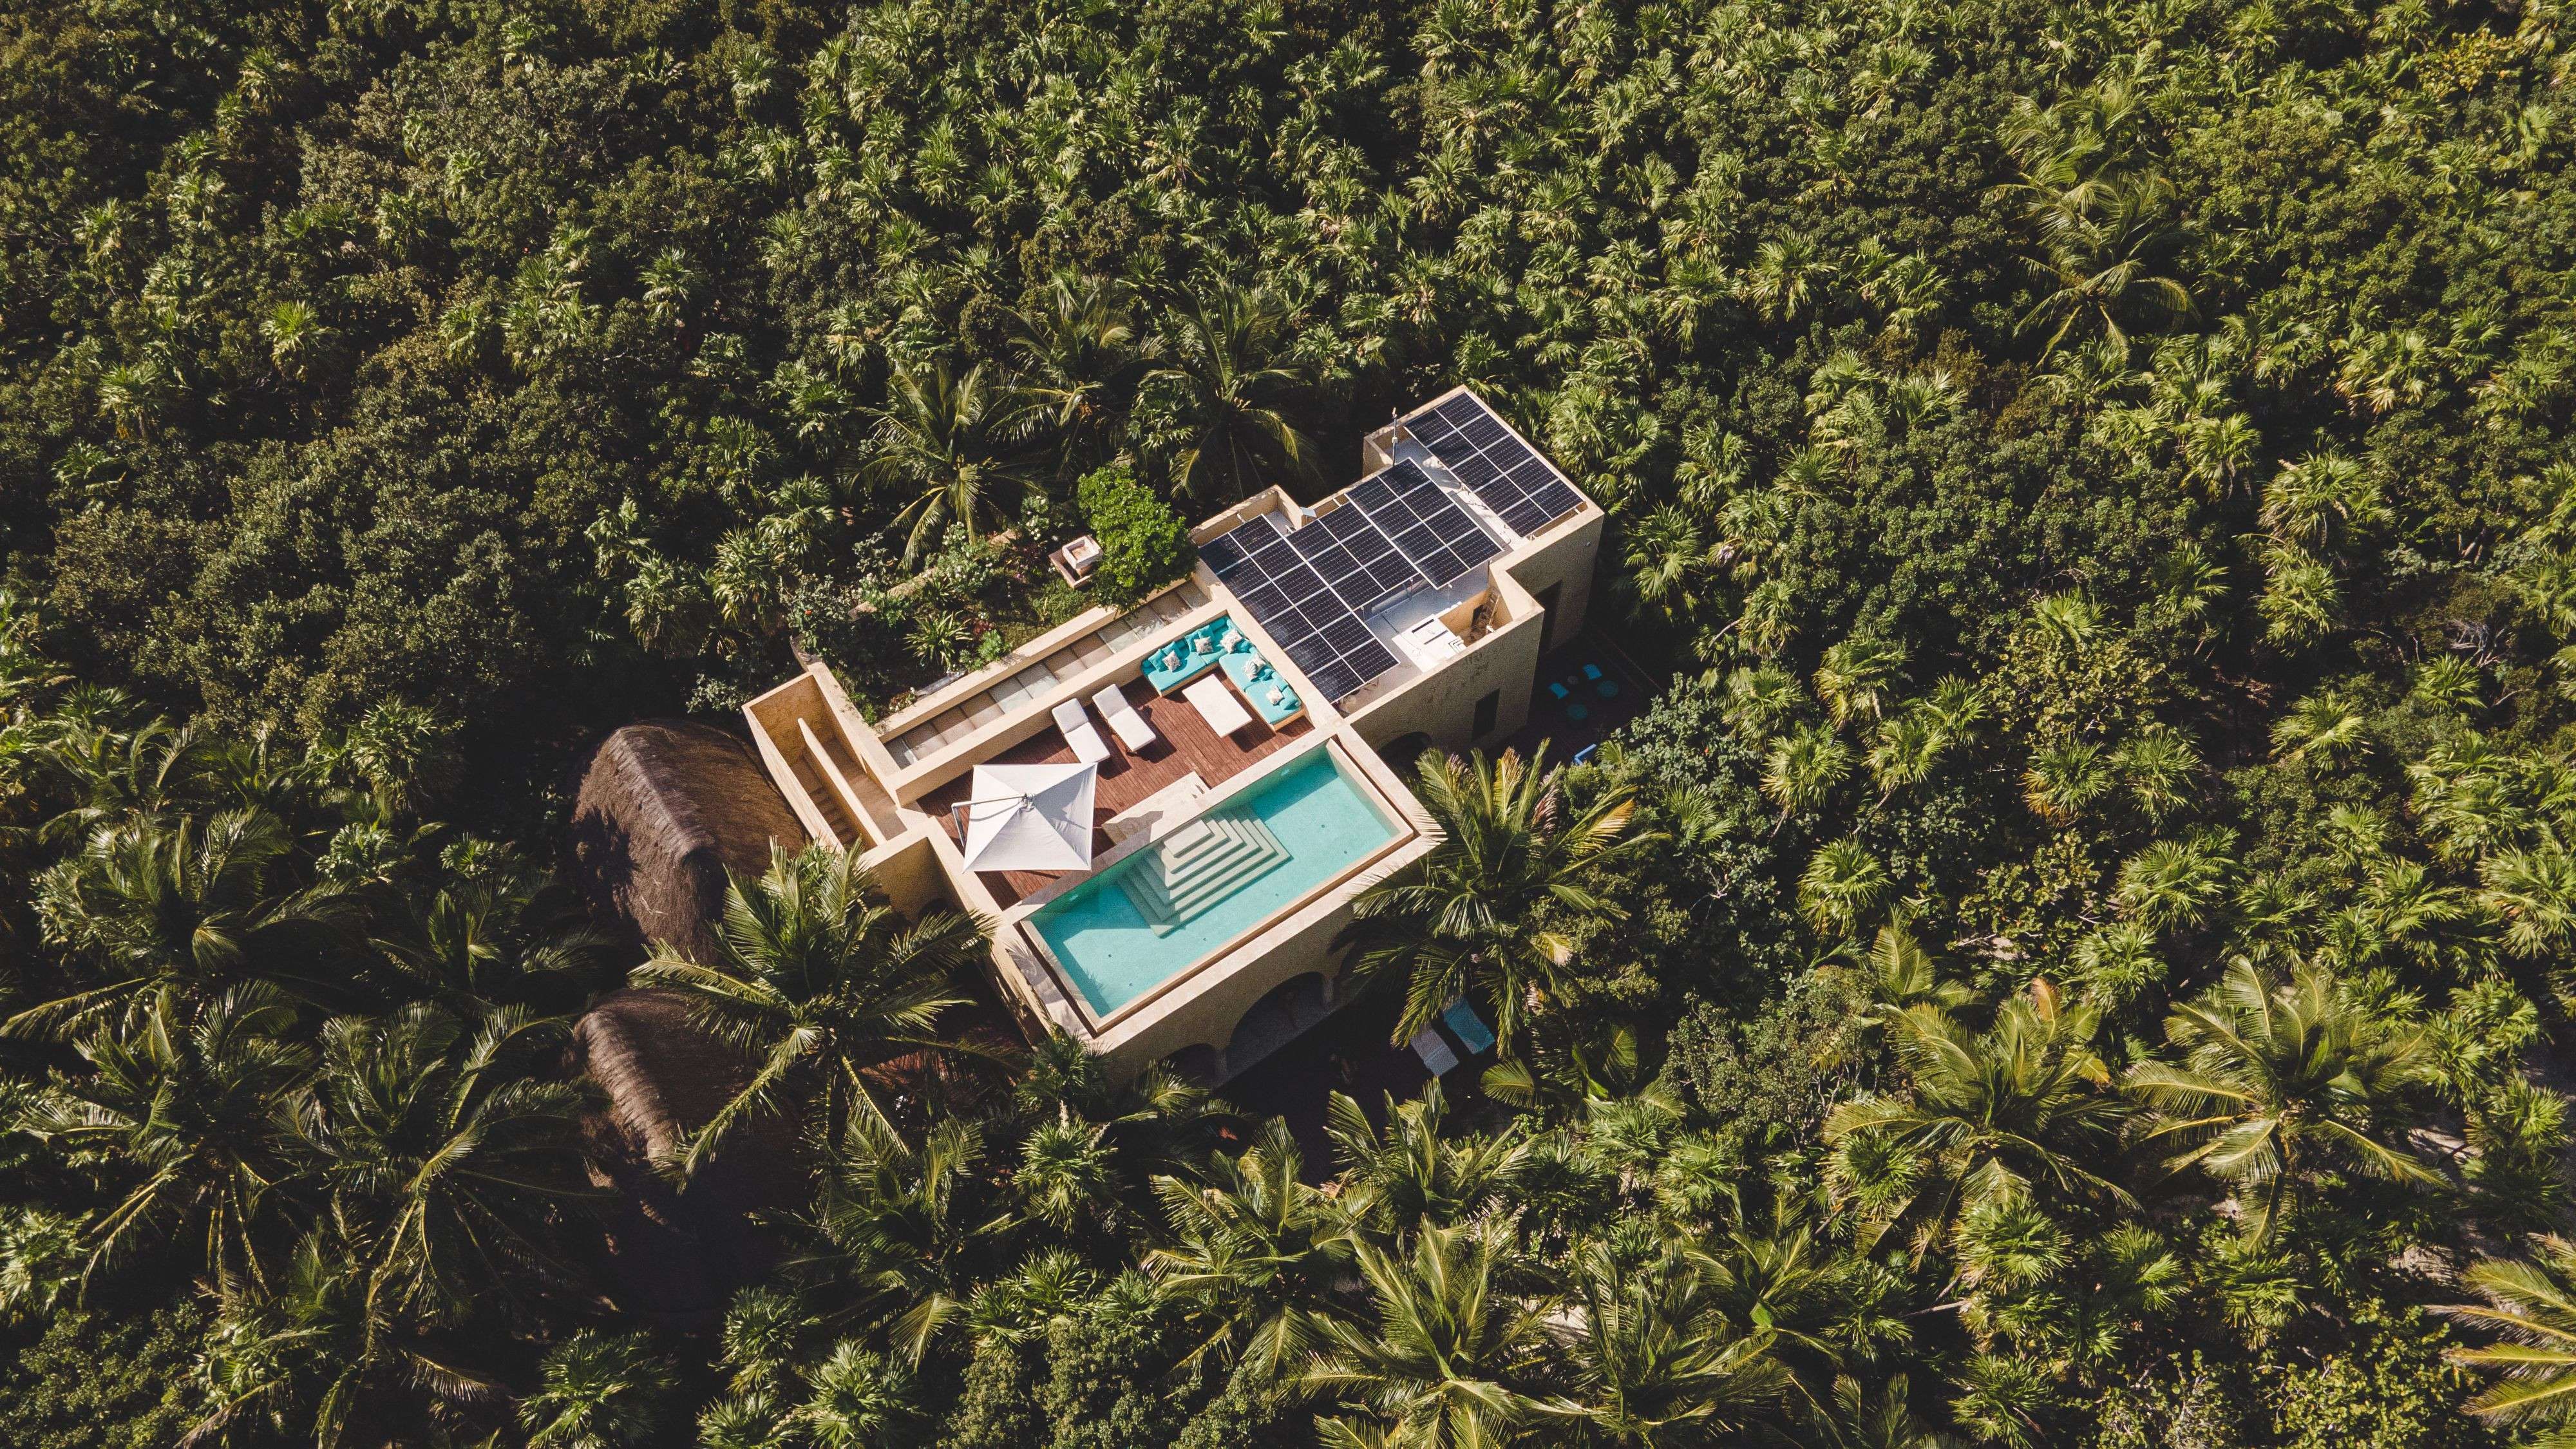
[739,388,1602,1084]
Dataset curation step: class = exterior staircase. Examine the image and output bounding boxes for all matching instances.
[1116,810,1291,934]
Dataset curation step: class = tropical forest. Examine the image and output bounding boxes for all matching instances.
[5,0,2576,1443]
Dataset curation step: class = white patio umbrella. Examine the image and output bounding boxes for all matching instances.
[954,761,1098,873]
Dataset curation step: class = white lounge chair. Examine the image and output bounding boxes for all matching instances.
[1181,675,1253,737]
[1407,1027,1459,1076]
[1092,685,1159,753]
[1052,699,1111,764]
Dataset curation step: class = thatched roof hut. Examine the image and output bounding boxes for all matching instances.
[565,718,806,964]
[573,988,804,1328]
[562,720,810,1327]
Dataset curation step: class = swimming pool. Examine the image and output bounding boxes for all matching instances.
[1024,747,1402,1019]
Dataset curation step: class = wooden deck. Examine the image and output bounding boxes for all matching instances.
[920,679,1311,907]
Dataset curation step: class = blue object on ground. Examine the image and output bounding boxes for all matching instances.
[1572,743,1600,766]
[1582,663,1604,681]
[1548,681,1571,700]
[1567,703,1589,721]
[1441,997,1497,1055]
[1596,679,1619,699]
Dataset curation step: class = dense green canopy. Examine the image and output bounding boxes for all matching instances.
[4,0,2576,1442]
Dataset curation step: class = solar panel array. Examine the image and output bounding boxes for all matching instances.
[1402,393,1584,536]
[1347,461,1501,587]
[1198,514,1401,703]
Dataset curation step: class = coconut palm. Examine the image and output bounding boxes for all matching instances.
[1325,1083,1535,1237]
[1340,748,1654,1054]
[2123,958,2439,1240]
[365,841,607,1016]
[1697,1204,1904,1399]
[20,983,312,1292]
[189,1231,516,1449]
[1300,1222,1568,1448]
[1853,923,1973,1021]
[1010,271,1151,471]
[1560,1242,1793,1446]
[627,844,987,1175]
[1141,281,1320,501]
[287,1003,595,1331]
[14,809,350,1037]
[1824,984,2132,1256]
[793,1112,1000,1361]
[863,361,1043,564]
[521,1331,678,1449]
[2014,171,2194,354]
[2440,1235,2576,1444]
[1148,1117,1354,1374]
[1818,1374,1957,1448]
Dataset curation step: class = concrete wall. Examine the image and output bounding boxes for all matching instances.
[1352,605,1545,754]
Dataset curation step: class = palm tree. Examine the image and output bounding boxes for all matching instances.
[1799,838,1891,938]
[862,361,1043,564]
[2123,959,2439,1240]
[1560,1242,1792,1446]
[1824,985,2132,1257]
[1818,1374,1957,1448]
[1148,1117,1354,1374]
[1341,748,1653,1054]
[1852,923,1973,1021]
[2440,1235,2576,1443]
[1325,1084,1535,1237]
[521,1331,677,1449]
[1300,1222,1569,1448]
[1010,271,1151,471]
[189,1232,516,1448]
[627,844,987,1175]
[14,809,349,1037]
[793,1112,1000,1361]
[21,983,312,1293]
[288,1003,595,1331]
[366,841,607,1016]
[2020,741,2110,822]
[2113,836,2231,934]
[1141,281,1320,502]
[1761,726,1852,826]
[1814,637,1906,727]
[2012,171,2194,354]
[1624,506,1727,625]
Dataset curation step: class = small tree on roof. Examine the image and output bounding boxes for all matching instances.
[1077,465,1195,603]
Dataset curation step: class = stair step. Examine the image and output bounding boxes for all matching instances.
[1115,810,1291,934]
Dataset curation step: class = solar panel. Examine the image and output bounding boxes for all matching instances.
[1399,392,1584,536]
[1197,511,1408,703]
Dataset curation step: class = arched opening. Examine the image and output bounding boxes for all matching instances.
[1222,972,1334,1080]
[1377,732,1438,776]
[1159,1043,1225,1088]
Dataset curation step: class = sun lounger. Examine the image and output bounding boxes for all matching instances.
[1092,685,1159,752]
[1052,699,1111,764]
[1441,997,1496,1056]
[1408,1027,1459,1076]
[1181,675,1254,736]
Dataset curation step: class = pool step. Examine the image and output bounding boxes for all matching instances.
[1116,810,1291,934]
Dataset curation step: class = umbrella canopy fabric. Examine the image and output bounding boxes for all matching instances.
[956,761,1097,873]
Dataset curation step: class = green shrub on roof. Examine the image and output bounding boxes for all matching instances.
[1078,466,1197,605]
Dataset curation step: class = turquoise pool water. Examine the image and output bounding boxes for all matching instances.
[1027,749,1400,1018]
